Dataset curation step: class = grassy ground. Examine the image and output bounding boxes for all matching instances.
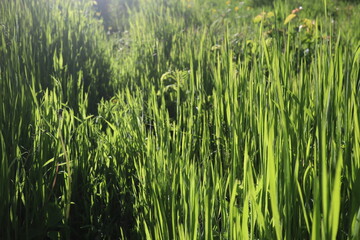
[1,0,360,239]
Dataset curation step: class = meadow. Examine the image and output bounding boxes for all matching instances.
[1,0,360,239]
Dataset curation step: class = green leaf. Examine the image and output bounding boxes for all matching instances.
[43,158,55,167]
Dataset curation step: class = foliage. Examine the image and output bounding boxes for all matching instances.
[1,0,360,239]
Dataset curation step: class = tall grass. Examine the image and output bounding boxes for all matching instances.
[1,0,360,239]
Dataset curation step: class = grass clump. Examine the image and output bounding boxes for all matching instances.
[1,0,360,239]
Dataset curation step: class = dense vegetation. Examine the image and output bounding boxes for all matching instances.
[1,0,360,239]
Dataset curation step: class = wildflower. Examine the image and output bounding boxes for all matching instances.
[234,6,239,11]
[292,6,302,14]
[298,25,303,32]
[211,44,221,51]
[284,13,297,24]
[254,12,266,23]
[226,1,231,5]
[212,9,217,13]
[266,12,274,18]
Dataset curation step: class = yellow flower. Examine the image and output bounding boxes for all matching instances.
[266,12,274,18]
[234,6,239,11]
[212,9,217,13]
[226,1,231,5]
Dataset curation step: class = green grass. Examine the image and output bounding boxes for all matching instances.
[1,0,360,239]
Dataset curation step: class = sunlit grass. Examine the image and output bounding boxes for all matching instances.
[1,0,360,239]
